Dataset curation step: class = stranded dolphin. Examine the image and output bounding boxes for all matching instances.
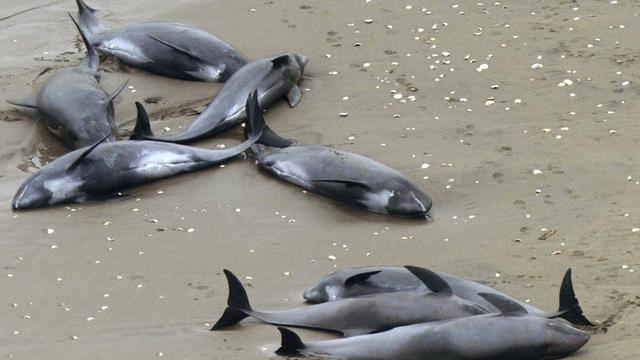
[11,91,264,210]
[130,53,308,144]
[303,266,593,326]
[275,294,590,360]
[7,14,127,149]
[243,97,432,217]
[211,266,491,337]
[75,0,247,82]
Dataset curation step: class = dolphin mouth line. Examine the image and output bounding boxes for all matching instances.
[410,191,427,213]
[13,186,28,209]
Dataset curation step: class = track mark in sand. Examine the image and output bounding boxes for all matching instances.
[0,109,32,123]
[595,291,640,333]
[117,97,212,130]
[0,2,58,22]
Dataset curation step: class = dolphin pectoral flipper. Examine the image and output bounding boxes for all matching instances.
[344,270,383,287]
[105,79,130,105]
[66,134,111,172]
[147,34,203,61]
[286,85,302,107]
[478,293,528,315]
[276,327,307,356]
[7,96,38,109]
[311,179,372,190]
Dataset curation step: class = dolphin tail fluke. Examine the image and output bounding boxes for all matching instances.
[244,91,292,148]
[68,13,99,72]
[210,269,252,330]
[243,90,266,143]
[557,269,594,326]
[210,307,249,331]
[130,102,155,140]
[275,327,307,356]
[76,0,105,38]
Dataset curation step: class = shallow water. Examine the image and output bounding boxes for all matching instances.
[0,1,639,359]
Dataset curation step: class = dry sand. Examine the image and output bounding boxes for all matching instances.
[1,0,639,359]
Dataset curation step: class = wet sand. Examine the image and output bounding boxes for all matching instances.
[1,1,639,359]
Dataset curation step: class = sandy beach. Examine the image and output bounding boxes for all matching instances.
[1,0,639,359]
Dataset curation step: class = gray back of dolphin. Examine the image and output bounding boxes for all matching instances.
[7,14,125,149]
[211,267,490,337]
[75,0,247,82]
[130,53,308,144]
[11,92,265,210]
[275,309,591,360]
[247,120,432,217]
[303,266,593,327]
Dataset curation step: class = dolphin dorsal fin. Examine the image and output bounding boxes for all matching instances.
[404,266,452,294]
[478,293,527,315]
[271,55,291,69]
[344,270,382,287]
[130,102,154,140]
[66,134,110,172]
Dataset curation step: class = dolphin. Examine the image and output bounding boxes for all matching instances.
[242,97,432,217]
[211,266,492,337]
[75,0,247,82]
[11,91,264,210]
[7,14,127,149]
[303,266,593,327]
[275,294,591,360]
[130,53,308,144]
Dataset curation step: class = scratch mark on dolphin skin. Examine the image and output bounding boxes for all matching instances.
[0,2,58,22]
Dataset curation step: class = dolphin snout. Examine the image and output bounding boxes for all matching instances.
[565,329,590,350]
[548,325,591,357]
[386,190,432,218]
[300,55,309,67]
[303,287,324,303]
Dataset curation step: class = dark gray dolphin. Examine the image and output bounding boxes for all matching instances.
[130,53,308,144]
[211,266,490,337]
[7,14,127,149]
[275,295,590,360]
[244,98,432,217]
[11,91,264,210]
[303,266,593,327]
[75,0,247,82]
